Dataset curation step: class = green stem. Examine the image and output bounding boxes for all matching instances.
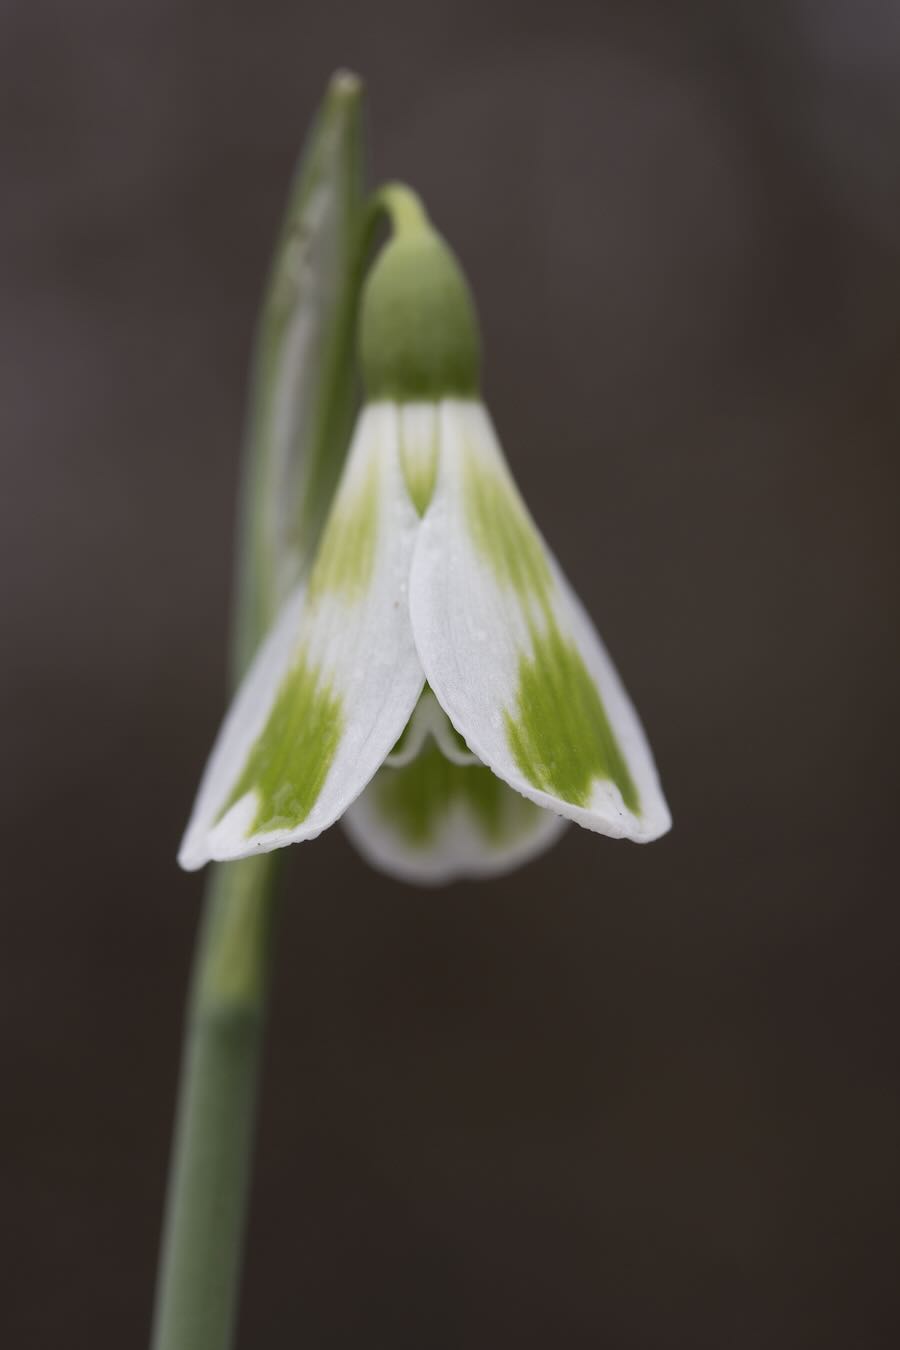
[372,181,430,235]
[150,854,281,1350]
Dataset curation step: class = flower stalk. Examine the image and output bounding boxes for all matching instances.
[149,856,281,1350]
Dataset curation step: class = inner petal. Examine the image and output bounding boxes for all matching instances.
[386,686,479,767]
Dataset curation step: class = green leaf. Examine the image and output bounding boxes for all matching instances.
[233,71,366,677]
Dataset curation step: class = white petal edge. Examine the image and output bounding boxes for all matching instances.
[179,404,425,869]
[408,399,672,843]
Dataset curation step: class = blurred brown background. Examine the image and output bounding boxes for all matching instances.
[3,0,899,1345]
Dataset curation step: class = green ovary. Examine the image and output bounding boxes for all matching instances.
[505,620,640,815]
[373,741,542,848]
[308,458,379,599]
[218,653,343,835]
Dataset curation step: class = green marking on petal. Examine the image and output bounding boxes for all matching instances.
[505,618,640,814]
[463,449,552,604]
[308,457,379,599]
[372,741,543,848]
[218,651,343,835]
[399,410,439,515]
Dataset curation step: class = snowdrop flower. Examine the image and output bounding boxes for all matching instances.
[179,189,670,883]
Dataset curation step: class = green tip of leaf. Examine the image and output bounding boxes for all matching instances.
[330,68,363,97]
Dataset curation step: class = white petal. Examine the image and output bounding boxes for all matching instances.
[343,743,568,886]
[408,400,671,843]
[179,405,424,869]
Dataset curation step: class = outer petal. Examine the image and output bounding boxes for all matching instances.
[179,405,424,870]
[343,741,567,887]
[408,400,671,843]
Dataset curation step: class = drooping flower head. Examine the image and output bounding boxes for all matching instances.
[179,188,670,883]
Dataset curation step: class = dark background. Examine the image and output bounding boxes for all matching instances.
[4,1,899,1345]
